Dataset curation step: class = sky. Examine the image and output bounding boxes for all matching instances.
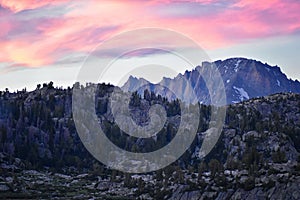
[0,0,300,91]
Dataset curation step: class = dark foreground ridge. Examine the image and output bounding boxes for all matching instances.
[0,83,299,199]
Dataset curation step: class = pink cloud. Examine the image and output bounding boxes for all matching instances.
[1,0,300,68]
[0,20,13,38]
[0,0,68,12]
[0,39,57,67]
[231,0,277,9]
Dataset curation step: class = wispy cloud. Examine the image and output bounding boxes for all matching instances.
[0,0,69,12]
[0,0,299,69]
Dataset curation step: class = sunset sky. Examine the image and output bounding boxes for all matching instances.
[1,0,300,91]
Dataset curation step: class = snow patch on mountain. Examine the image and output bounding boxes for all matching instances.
[277,80,281,87]
[233,86,249,101]
[234,60,242,72]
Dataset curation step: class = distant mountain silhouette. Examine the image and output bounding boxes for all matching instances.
[122,58,300,104]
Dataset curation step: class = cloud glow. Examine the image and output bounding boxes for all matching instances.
[0,0,299,90]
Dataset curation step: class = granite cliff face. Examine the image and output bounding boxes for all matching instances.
[122,58,300,104]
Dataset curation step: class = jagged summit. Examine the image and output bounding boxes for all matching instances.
[121,75,152,92]
[121,58,300,104]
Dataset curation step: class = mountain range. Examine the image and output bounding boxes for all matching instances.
[122,58,300,104]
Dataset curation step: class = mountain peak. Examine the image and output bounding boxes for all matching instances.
[128,75,137,80]
[122,75,151,92]
[122,58,300,104]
